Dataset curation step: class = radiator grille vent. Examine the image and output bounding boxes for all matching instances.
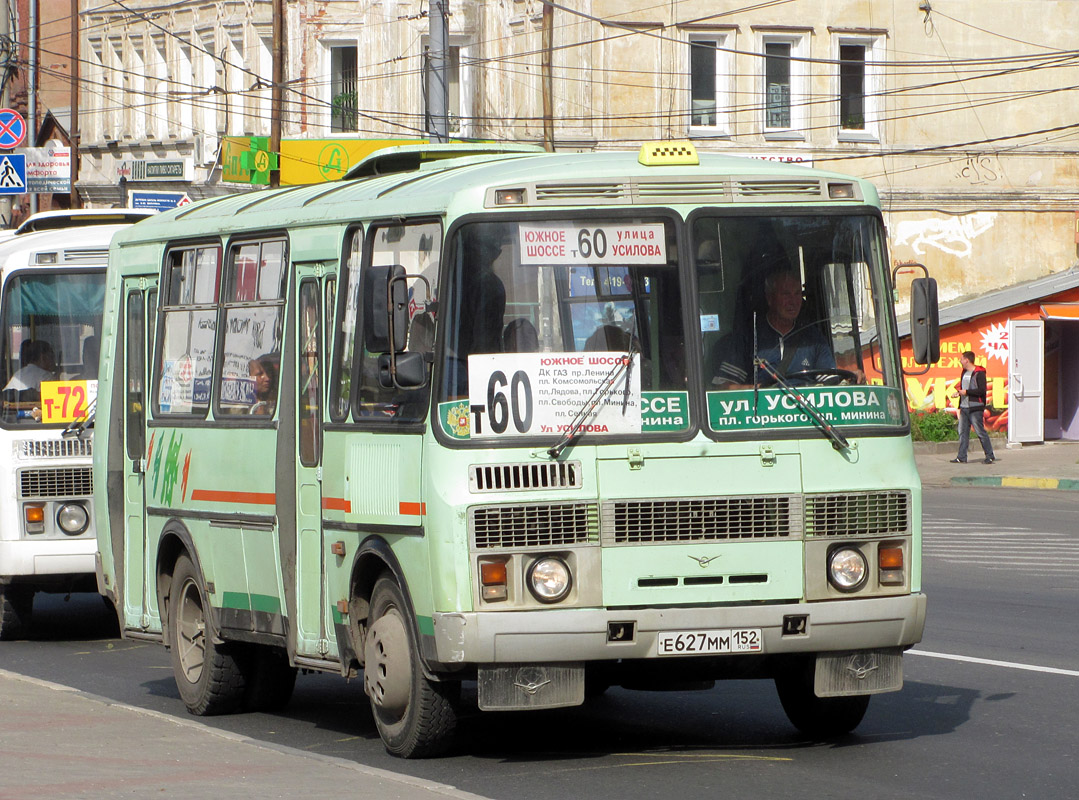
[470,502,599,549]
[19,467,94,499]
[58,247,109,265]
[734,179,821,198]
[805,491,910,537]
[603,495,802,544]
[19,438,93,459]
[470,461,582,492]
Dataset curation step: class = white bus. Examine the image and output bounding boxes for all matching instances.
[0,210,152,639]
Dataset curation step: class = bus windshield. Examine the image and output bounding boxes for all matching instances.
[437,217,688,441]
[0,271,105,426]
[694,213,906,434]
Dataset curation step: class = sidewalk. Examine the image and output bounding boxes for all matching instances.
[914,438,1079,490]
[0,669,488,800]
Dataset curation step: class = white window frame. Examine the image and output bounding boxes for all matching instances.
[759,32,807,140]
[423,35,475,138]
[686,32,732,138]
[322,39,360,134]
[150,34,169,141]
[835,34,883,143]
[130,40,146,141]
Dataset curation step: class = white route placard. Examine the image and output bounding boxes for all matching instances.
[467,352,642,439]
[518,223,667,266]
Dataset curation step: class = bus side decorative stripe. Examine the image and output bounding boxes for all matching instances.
[323,497,352,512]
[399,501,426,516]
[190,489,277,506]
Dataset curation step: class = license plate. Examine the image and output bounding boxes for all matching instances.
[657,628,763,656]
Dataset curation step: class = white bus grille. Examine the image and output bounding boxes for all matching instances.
[470,461,582,492]
[59,247,109,265]
[603,495,802,544]
[19,467,94,499]
[805,491,910,537]
[19,439,93,459]
[470,502,599,549]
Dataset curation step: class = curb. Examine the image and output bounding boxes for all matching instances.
[949,476,1079,491]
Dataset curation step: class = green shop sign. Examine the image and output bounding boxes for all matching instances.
[707,385,904,431]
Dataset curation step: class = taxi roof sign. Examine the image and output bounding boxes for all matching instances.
[639,141,699,167]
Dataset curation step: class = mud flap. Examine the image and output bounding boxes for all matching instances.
[478,663,585,710]
[814,648,903,697]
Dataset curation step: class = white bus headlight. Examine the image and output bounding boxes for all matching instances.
[828,547,868,592]
[57,503,90,535]
[527,557,572,603]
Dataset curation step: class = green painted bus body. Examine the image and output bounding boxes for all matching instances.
[93,149,923,687]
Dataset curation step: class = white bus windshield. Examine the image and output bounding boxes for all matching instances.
[0,271,105,426]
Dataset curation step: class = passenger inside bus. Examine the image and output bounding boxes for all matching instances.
[80,335,99,380]
[248,354,279,415]
[502,318,538,353]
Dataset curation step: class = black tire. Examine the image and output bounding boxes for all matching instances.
[167,554,247,716]
[364,575,457,758]
[243,646,298,712]
[0,586,33,641]
[775,667,870,738]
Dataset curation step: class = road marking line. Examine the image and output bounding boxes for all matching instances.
[909,649,1079,677]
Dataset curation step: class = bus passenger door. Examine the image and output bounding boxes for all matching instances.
[121,281,156,630]
[293,276,327,655]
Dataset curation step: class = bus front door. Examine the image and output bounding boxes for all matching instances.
[120,281,157,631]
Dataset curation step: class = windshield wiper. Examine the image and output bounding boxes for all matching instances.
[62,397,96,439]
[754,357,850,452]
[547,343,636,460]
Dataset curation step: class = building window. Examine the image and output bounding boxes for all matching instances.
[424,40,472,137]
[761,34,806,138]
[330,45,359,133]
[688,34,730,136]
[836,36,882,142]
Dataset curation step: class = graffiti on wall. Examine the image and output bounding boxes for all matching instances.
[891,211,998,259]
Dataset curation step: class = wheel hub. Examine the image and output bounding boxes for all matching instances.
[364,607,411,715]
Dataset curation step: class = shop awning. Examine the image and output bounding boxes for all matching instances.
[1041,303,1079,320]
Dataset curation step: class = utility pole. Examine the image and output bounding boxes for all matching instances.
[28,0,37,213]
[541,2,553,152]
[69,0,80,208]
[269,0,285,187]
[427,0,448,143]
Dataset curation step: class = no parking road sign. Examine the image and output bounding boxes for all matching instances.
[0,108,26,149]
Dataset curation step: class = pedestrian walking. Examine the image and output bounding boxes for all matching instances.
[950,349,996,464]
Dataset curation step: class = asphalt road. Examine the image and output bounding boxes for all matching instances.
[1,486,1076,800]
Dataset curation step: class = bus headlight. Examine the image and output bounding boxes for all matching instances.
[57,503,90,535]
[828,547,867,592]
[527,557,572,603]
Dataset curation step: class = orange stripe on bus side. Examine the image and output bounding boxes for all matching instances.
[190,489,277,506]
[399,501,426,516]
[322,497,352,513]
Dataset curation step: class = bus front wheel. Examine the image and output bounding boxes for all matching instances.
[363,575,457,758]
[167,554,247,716]
[0,586,32,641]
[775,668,870,738]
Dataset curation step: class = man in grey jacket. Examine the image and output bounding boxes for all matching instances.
[950,350,996,464]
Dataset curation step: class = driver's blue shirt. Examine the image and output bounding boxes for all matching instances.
[713,317,834,386]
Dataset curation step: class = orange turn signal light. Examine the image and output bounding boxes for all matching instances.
[879,546,904,570]
[25,506,45,524]
[480,561,508,586]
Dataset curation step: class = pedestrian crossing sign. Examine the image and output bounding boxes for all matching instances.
[0,153,26,194]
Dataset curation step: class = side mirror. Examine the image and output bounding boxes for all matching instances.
[910,276,940,365]
[363,265,408,353]
[378,351,428,390]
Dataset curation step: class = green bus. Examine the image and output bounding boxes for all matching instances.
[94,142,937,757]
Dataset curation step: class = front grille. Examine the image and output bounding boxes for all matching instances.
[734,179,822,198]
[603,495,801,544]
[805,491,910,537]
[470,461,582,493]
[19,467,93,499]
[470,502,599,549]
[19,439,93,459]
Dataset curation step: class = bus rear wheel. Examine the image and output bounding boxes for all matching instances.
[168,554,247,716]
[0,586,33,641]
[775,668,870,738]
[364,575,457,758]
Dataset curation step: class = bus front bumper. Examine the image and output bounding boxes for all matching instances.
[430,593,926,665]
[0,539,97,582]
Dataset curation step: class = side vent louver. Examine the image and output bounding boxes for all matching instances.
[470,461,582,493]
